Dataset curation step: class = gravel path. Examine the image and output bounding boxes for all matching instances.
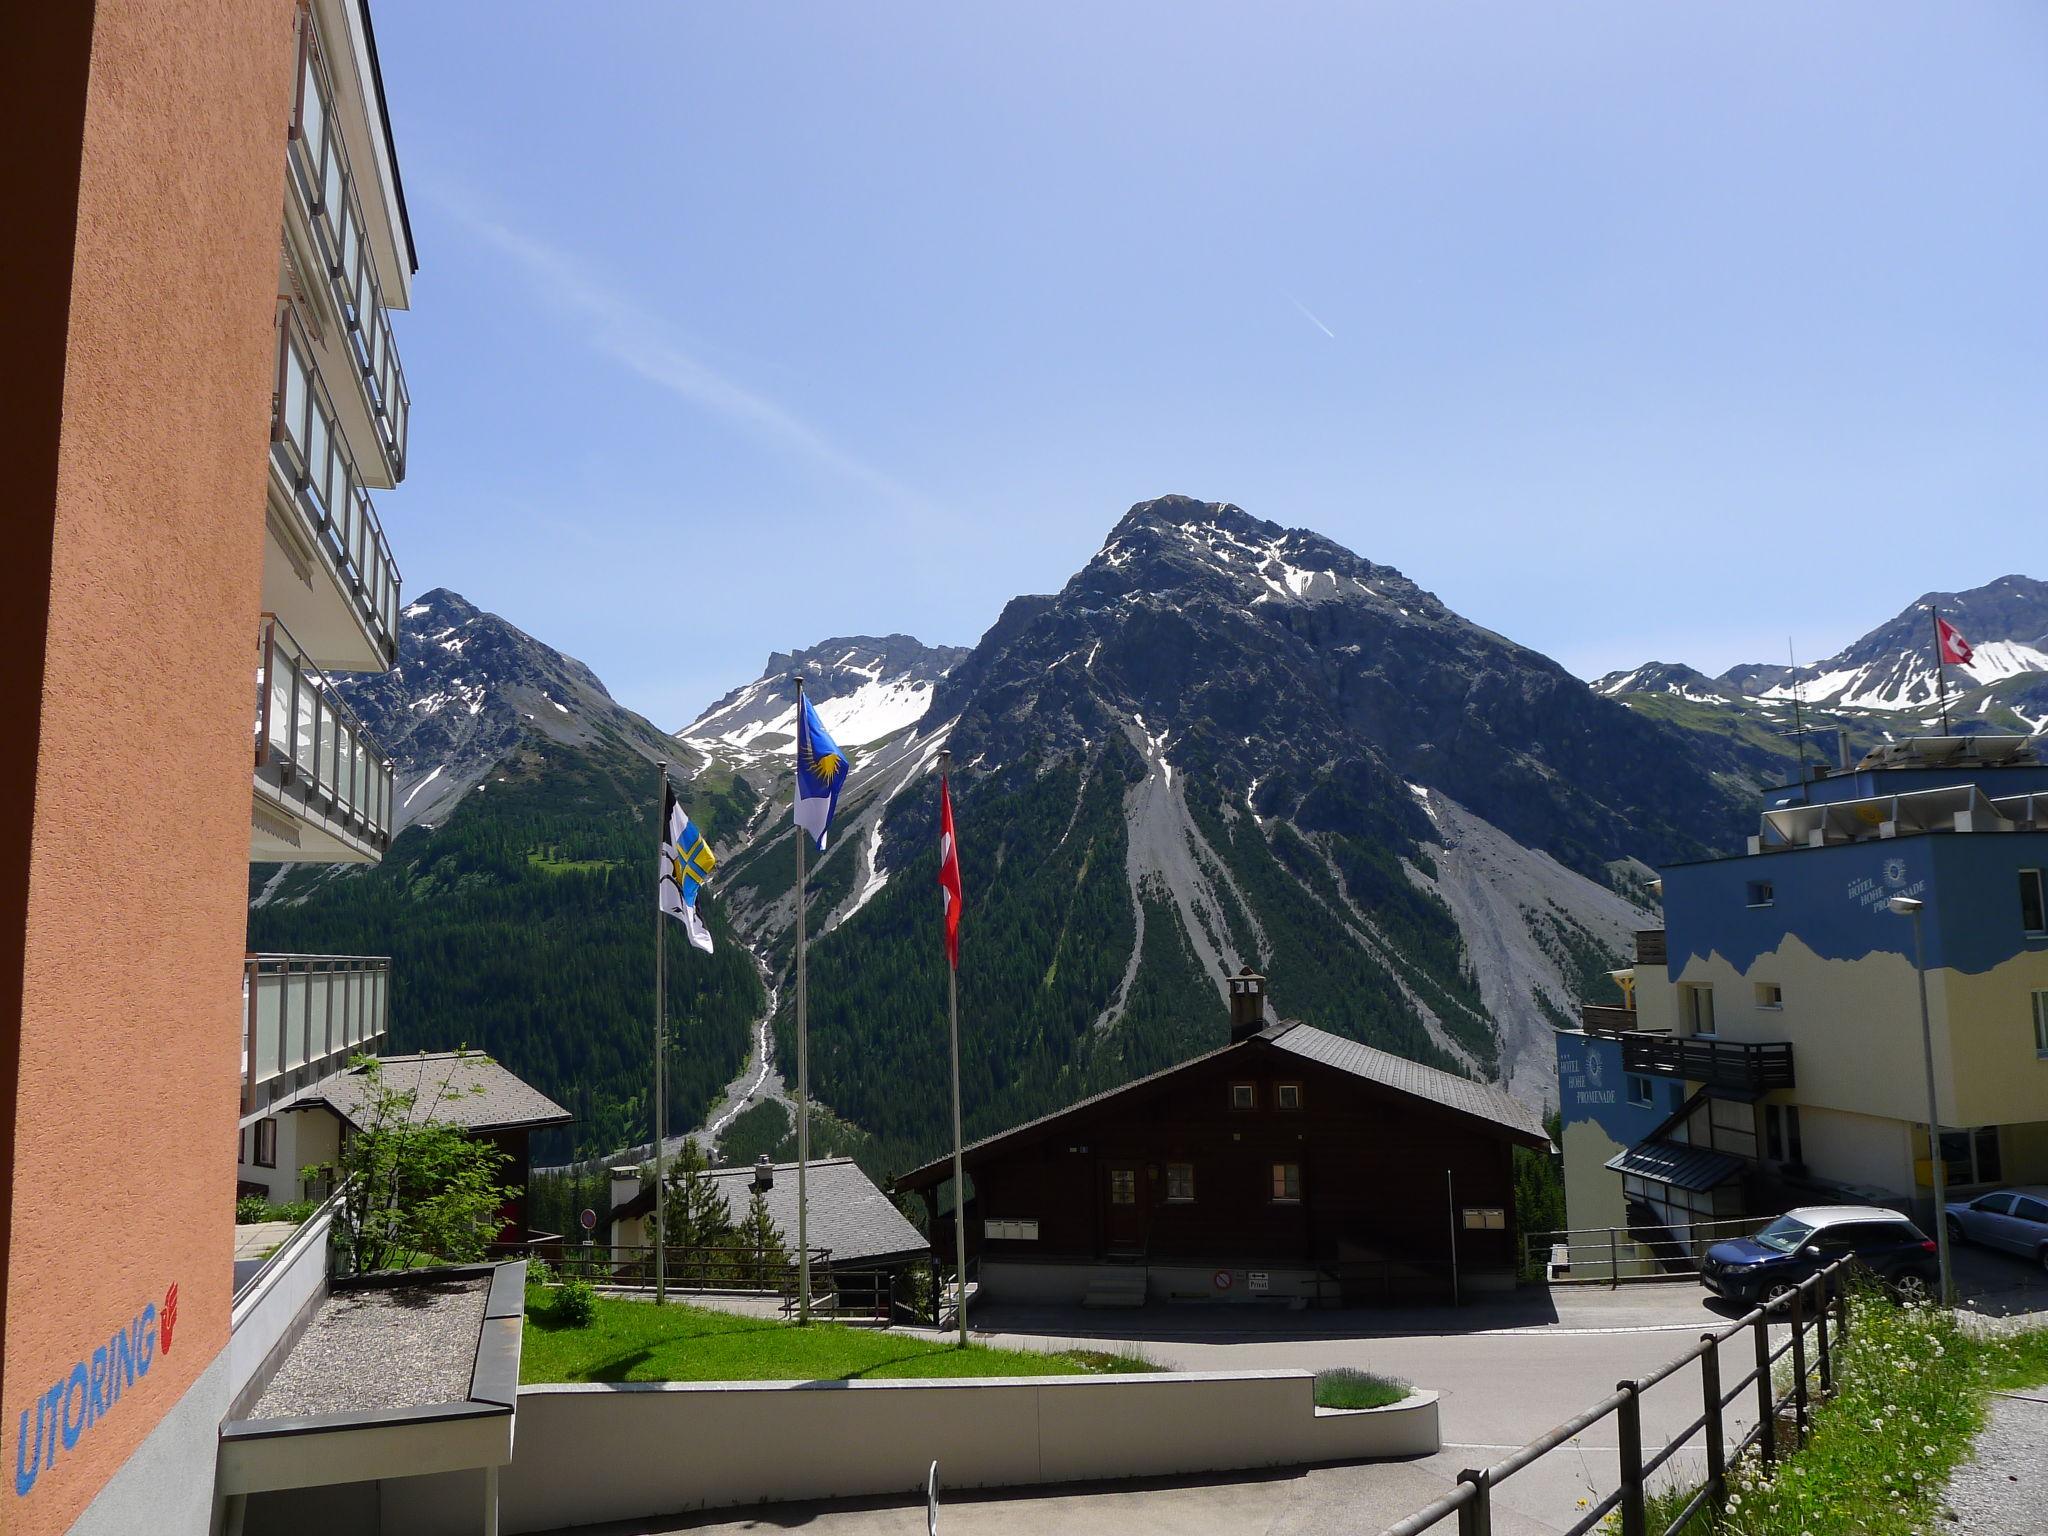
[248,1276,489,1419]
[1939,1391,2048,1533]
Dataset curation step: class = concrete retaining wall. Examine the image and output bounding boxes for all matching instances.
[498,1371,1438,1533]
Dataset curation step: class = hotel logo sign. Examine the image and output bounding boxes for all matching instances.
[11,1284,176,1499]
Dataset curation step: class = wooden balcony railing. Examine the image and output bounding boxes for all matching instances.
[1580,1004,1643,1036]
[1620,1033,1794,1095]
[1635,929,1668,966]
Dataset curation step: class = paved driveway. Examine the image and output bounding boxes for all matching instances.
[550,1252,2048,1536]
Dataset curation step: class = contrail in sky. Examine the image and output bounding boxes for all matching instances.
[440,191,930,517]
[1286,293,1337,340]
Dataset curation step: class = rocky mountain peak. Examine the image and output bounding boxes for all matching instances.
[338,589,673,830]
[677,633,968,762]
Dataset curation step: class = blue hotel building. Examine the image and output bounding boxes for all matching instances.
[1556,734,2048,1269]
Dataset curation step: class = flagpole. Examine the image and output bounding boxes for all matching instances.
[941,750,968,1347]
[794,674,812,1325]
[654,759,668,1307]
[1929,604,1953,737]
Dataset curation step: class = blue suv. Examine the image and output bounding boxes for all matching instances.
[1702,1205,1938,1307]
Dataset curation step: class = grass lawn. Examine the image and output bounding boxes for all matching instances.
[521,1288,1160,1384]
[1636,1291,2048,1535]
[1313,1369,1410,1410]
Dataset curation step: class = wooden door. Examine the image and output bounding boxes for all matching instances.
[1103,1163,1146,1253]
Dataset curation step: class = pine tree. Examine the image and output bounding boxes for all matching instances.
[659,1138,735,1280]
[731,1185,792,1288]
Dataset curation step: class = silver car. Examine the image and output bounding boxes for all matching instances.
[1945,1186,2048,1273]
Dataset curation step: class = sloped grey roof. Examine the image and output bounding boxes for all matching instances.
[281,1052,571,1134]
[615,1158,925,1269]
[1267,1023,1549,1143]
[898,1020,1546,1190]
[1605,1138,1747,1193]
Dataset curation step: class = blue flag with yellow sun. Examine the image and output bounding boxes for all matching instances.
[793,694,849,849]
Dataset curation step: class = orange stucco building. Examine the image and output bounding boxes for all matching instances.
[2,3,414,1530]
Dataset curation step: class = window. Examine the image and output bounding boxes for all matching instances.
[1229,1082,1256,1110]
[1462,1207,1506,1230]
[1275,1083,1302,1110]
[1766,1104,1783,1162]
[1785,1105,1803,1167]
[1971,1193,2016,1216]
[2016,1197,2048,1225]
[2022,869,2046,935]
[1626,1074,1654,1108]
[253,1118,278,1169]
[2034,990,2048,1058]
[1108,1168,1137,1205]
[1925,1125,2002,1186]
[1746,881,1775,908]
[1166,1163,1196,1202]
[1755,982,1784,1010]
[1683,985,1717,1036]
[1270,1162,1301,1203]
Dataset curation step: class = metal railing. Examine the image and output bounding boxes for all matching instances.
[287,5,409,479]
[1524,1217,1770,1285]
[242,953,389,1115]
[508,1241,837,1304]
[1379,1257,1858,1536]
[254,614,394,855]
[271,314,403,663]
[1622,1035,1795,1094]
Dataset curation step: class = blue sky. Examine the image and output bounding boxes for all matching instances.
[377,2,2046,729]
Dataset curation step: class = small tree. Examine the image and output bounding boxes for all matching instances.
[731,1186,792,1289]
[331,1053,516,1274]
[659,1137,734,1281]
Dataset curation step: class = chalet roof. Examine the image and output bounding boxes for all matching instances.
[1267,1023,1548,1142]
[613,1158,925,1269]
[278,1052,572,1135]
[893,1020,1546,1191]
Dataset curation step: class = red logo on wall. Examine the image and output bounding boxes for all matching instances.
[159,1284,178,1355]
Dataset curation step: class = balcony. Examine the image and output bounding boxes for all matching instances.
[270,311,402,670]
[1635,929,1668,967]
[253,616,394,863]
[1619,1033,1794,1097]
[241,953,389,1120]
[1580,1004,1646,1037]
[286,9,408,482]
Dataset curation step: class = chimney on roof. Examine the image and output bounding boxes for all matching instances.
[1228,965,1267,1043]
[753,1155,774,1191]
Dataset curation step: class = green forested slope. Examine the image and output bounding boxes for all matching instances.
[248,735,765,1161]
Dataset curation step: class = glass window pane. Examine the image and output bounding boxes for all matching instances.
[2023,871,2046,934]
[1975,1127,2002,1185]
[282,341,309,451]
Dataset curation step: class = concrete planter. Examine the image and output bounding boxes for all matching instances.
[497,1370,1439,1533]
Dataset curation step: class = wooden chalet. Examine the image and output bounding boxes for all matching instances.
[894,970,1549,1307]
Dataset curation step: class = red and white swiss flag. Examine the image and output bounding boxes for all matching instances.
[936,773,963,971]
[1937,615,1974,667]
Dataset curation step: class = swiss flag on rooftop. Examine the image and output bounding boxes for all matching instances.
[1937,615,1974,667]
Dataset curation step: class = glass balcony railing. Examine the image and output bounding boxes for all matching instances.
[271,312,402,664]
[254,615,394,857]
[287,8,409,479]
[242,953,390,1116]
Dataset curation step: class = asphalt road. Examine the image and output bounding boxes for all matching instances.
[554,1248,2048,1536]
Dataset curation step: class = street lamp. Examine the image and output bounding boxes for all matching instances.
[1888,895,1954,1306]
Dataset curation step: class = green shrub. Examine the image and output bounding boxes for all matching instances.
[1634,1288,2048,1535]
[274,1199,318,1223]
[236,1195,270,1224]
[1314,1369,1410,1409]
[526,1257,556,1289]
[555,1278,598,1329]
